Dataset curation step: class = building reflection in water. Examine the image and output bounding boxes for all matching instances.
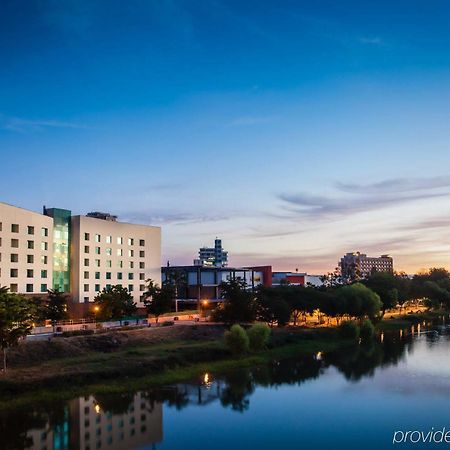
[25,392,163,450]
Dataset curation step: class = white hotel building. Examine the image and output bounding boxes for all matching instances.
[0,202,161,315]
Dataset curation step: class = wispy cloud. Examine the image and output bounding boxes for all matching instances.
[0,115,91,133]
[358,36,384,46]
[120,210,229,226]
[278,176,450,219]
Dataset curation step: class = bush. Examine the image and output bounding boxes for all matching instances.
[161,321,174,327]
[360,319,375,342]
[61,329,94,337]
[247,323,271,352]
[224,324,249,356]
[339,320,360,340]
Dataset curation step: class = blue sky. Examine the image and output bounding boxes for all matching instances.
[2,0,450,273]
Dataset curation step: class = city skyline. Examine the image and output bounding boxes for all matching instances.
[2,1,450,273]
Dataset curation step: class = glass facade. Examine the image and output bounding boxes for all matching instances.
[44,207,71,292]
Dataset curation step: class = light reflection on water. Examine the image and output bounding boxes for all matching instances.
[3,321,450,450]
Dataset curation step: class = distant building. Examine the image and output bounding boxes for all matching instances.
[162,265,272,303]
[194,238,228,267]
[340,252,393,280]
[272,272,323,287]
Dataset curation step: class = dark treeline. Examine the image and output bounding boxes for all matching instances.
[213,268,450,326]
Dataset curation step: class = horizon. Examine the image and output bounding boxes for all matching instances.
[2,1,450,274]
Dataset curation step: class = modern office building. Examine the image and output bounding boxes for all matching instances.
[193,238,228,267]
[272,272,323,287]
[161,264,271,303]
[0,202,161,315]
[340,252,394,280]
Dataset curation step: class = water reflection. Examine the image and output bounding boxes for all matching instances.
[3,323,449,450]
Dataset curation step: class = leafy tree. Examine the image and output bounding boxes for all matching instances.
[93,285,137,321]
[224,324,249,356]
[44,289,69,332]
[335,283,382,320]
[320,267,344,288]
[247,323,271,351]
[256,287,290,327]
[360,319,375,343]
[339,320,360,340]
[212,280,257,325]
[363,272,399,315]
[0,289,38,373]
[143,279,174,323]
[164,267,187,301]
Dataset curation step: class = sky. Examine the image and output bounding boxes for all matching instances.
[1,0,450,274]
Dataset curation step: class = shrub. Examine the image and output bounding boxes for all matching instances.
[339,320,360,340]
[61,329,94,337]
[247,323,271,352]
[161,321,174,327]
[224,324,249,356]
[360,319,375,342]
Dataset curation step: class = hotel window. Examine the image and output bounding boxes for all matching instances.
[27,269,33,278]
[128,249,134,257]
[41,255,47,264]
[128,273,134,280]
[84,245,89,253]
[106,248,112,256]
[0,222,2,231]
[117,237,123,245]
[139,251,145,258]
[117,248,123,256]
[41,242,48,251]
[84,297,89,303]
[139,239,145,246]
[139,285,145,292]
[128,238,134,246]
[84,271,89,279]
[10,254,18,263]
[117,272,122,280]
[106,260,112,268]
[11,224,19,233]
[27,226,34,235]
[139,273,145,280]
[139,262,145,269]
[27,240,34,249]
[106,272,111,280]
[27,255,34,264]
[10,269,18,277]
[26,284,33,293]
[128,284,134,292]
[95,234,101,243]
[41,227,48,237]
[11,238,19,248]
[95,272,100,279]
[106,235,112,244]
[95,284,100,292]
[41,270,47,278]
[84,284,89,292]
[84,232,90,240]
[84,258,89,267]
[118,260,123,268]
[10,284,18,292]
[41,284,47,293]
[129,261,134,269]
[106,284,111,290]
[95,247,100,255]
[95,259,100,267]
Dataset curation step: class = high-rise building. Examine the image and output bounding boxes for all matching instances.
[193,238,228,267]
[340,252,393,280]
[0,202,161,314]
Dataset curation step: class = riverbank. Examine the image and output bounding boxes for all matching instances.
[0,310,446,410]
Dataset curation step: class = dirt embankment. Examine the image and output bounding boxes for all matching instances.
[8,324,226,369]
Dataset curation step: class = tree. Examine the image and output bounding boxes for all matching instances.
[0,289,38,373]
[335,283,382,320]
[224,324,249,356]
[143,279,174,323]
[256,287,290,327]
[212,280,257,325]
[93,285,137,321]
[363,272,399,315]
[44,289,69,332]
[247,323,271,351]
